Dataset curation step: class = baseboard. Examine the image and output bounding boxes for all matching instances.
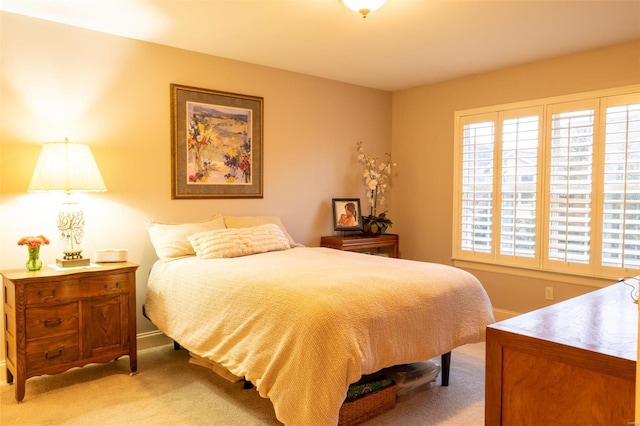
[0,330,173,385]
[493,307,521,322]
[136,330,173,350]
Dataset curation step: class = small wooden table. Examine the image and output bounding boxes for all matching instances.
[485,281,637,425]
[320,234,399,258]
[2,262,138,402]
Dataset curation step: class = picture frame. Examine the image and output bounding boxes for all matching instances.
[171,83,264,199]
[332,198,362,231]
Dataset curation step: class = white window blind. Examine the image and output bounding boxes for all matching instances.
[602,101,640,269]
[547,108,595,265]
[500,115,539,258]
[461,121,494,254]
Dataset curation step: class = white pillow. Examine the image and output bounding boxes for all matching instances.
[189,223,291,259]
[223,215,302,247]
[145,215,226,260]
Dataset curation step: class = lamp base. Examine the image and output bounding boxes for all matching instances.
[56,257,91,268]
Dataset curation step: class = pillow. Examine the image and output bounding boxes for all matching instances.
[189,223,291,259]
[145,215,226,260]
[223,215,302,247]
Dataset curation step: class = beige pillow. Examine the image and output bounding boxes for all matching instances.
[223,215,301,247]
[189,223,291,259]
[145,215,226,260]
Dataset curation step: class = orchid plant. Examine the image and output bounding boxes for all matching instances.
[356,141,396,234]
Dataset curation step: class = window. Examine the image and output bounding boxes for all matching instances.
[499,112,539,263]
[453,86,640,279]
[460,118,494,255]
[601,95,640,270]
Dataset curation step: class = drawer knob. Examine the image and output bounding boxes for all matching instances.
[37,289,56,300]
[105,282,120,291]
[45,348,63,359]
[44,317,62,327]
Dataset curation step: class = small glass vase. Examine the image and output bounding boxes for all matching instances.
[26,246,42,271]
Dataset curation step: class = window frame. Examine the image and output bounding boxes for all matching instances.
[452,84,640,283]
[542,98,600,277]
[600,93,640,277]
[495,106,544,270]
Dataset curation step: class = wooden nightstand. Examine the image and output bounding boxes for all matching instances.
[320,234,399,258]
[2,262,138,402]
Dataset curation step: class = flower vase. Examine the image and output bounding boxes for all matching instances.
[361,213,392,237]
[26,246,42,271]
[363,229,383,237]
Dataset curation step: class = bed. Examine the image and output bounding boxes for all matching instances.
[143,216,495,425]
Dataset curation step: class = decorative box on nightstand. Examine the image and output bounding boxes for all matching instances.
[1,262,139,402]
[94,249,128,263]
[320,234,399,258]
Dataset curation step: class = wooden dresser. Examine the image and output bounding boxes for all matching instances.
[2,262,138,402]
[485,281,637,425]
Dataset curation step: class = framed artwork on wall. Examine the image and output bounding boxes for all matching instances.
[332,198,362,231]
[171,83,264,199]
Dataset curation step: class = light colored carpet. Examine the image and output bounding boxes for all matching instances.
[1,342,486,425]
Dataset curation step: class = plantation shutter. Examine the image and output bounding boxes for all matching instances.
[499,113,540,260]
[601,95,640,269]
[460,118,495,254]
[546,101,597,266]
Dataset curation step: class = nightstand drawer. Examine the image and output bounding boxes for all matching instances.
[26,302,79,341]
[25,273,129,304]
[25,279,82,304]
[80,273,130,296]
[26,334,79,371]
[320,234,399,258]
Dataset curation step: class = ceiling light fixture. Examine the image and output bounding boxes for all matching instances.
[341,0,388,18]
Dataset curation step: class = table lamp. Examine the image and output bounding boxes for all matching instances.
[28,138,106,267]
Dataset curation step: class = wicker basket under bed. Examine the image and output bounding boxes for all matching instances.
[338,383,397,426]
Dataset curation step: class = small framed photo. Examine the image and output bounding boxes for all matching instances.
[332,198,362,231]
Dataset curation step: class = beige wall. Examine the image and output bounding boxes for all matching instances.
[391,40,640,316]
[0,11,392,351]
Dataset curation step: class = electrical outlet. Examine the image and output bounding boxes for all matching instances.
[545,287,554,301]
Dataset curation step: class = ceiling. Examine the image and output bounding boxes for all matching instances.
[2,0,640,91]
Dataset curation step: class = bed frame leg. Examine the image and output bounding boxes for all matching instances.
[441,352,451,386]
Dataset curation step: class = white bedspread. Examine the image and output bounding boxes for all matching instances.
[144,247,494,425]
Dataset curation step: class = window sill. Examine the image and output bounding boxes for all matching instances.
[451,259,621,289]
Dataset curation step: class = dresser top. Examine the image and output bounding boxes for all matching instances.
[488,281,638,362]
[0,262,138,280]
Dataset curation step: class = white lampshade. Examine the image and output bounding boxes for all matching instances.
[28,138,106,267]
[341,0,388,18]
[28,139,106,193]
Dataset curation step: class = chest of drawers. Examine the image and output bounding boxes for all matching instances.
[485,282,636,424]
[2,262,138,402]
